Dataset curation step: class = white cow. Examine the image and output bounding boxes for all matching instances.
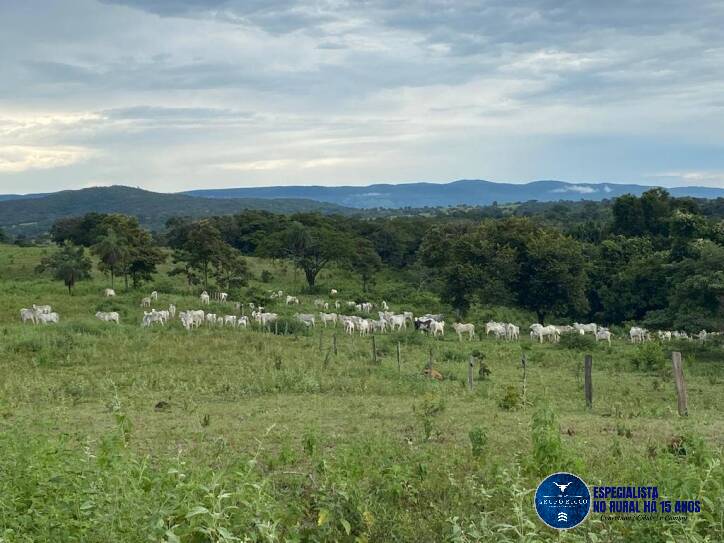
[334,300,340,310]
[595,328,612,346]
[219,292,228,302]
[200,291,210,305]
[205,313,217,325]
[37,312,59,324]
[33,304,52,314]
[573,322,598,335]
[20,308,37,324]
[142,310,164,327]
[453,322,475,341]
[286,295,299,305]
[150,291,158,301]
[330,289,338,296]
[314,299,325,308]
[630,327,647,343]
[505,323,520,341]
[388,314,406,331]
[319,312,337,327]
[381,300,389,311]
[224,315,237,327]
[104,288,116,297]
[530,323,559,343]
[236,316,249,328]
[297,313,316,327]
[657,330,672,342]
[168,304,176,319]
[486,321,504,336]
[430,320,445,337]
[141,297,151,308]
[96,311,120,324]
[341,316,355,335]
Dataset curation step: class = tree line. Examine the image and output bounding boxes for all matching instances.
[28,189,724,331]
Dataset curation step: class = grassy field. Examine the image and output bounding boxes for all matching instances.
[0,244,722,542]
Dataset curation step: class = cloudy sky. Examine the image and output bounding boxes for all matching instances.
[1,0,723,194]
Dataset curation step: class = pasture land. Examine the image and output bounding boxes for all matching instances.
[0,244,722,542]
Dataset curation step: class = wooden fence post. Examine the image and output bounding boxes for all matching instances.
[584,354,593,409]
[397,342,401,373]
[427,348,433,377]
[372,335,377,364]
[467,356,474,390]
[521,354,527,405]
[319,329,323,352]
[274,321,278,335]
[333,333,338,356]
[671,352,688,416]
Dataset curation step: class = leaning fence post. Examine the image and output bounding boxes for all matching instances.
[671,352,688,416]
[584,354,593,409]
[372,335,377,364]
[319,329,323,352]
[397,342,401,373]
[333,333,338,356]
[467,356,474,390]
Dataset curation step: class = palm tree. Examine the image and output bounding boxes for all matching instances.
[92,228,129,289]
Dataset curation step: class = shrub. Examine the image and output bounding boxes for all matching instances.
[498,385,520,411]
[270,317,312,336]
[558,332,596,351]
[630,342,667,372]
[530,403,565,475]
[260,270,273,283]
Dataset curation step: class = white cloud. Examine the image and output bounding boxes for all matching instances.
[0,145,92,173]
[551,185,597,194]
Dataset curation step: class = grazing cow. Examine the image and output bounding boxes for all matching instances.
[357,318,371,336]
[297,313,316,327]
[168,304,176,319]
[20,308,37,324]
[342,317,355,335]
[237,316,249,328]
[630,327,647,344]
[381,300,389,311]
[150,291,158,301]
[33,304,52,314]
[485,321,503,336]
[388,314,406,331]
[430,320,445,337]
[314,298,325,308]
[219,292,228,303]
[37,312,59,324]
[486,322,506,340]
[95,311,120,324]
[423,368,444,381]
[453,322,475,341]
[200,291,210,305]
[347,301,357,308]
[573,322,598,335]
[141,297,151,308]
[319,312,337,327]
[104,288,116,297]
[334,300,340,310]
[330,289,338,296]
[415,317,434,332]
[595,328,612,346]
[142,310,164,327]
[505,323,520,341]
[179,312,193,330]
[224,315,237,327]
[530,323,559,343]
[372,319,387,333]
[205,313,217,325]
[286,295,299,305]
[657,330,672,342]
[697,330,708,342]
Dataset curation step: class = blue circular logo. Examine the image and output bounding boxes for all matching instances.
[534,472,591,530]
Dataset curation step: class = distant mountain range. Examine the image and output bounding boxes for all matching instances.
[0,186,349,237]
[1,179,722,237]
[183,179,724,208]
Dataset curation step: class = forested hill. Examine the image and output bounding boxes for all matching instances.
[183,179,724,208]
[0,186,350,236]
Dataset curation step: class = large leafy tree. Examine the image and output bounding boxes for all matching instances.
[258,222,354,288]
[348,238,382,292]
[36,242,93,295]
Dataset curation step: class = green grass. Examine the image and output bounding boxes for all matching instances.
[0,243,722,542]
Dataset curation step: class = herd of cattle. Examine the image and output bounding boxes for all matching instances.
[18,287,716,345]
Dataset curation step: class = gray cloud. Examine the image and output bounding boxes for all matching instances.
[0,0,723,193]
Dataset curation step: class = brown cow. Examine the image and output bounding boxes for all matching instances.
[423,368,443,381]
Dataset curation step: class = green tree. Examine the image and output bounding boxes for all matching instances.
[0,227,7,243]
[348,238,382,292]
[92,228,129,288]
[36,242,93,295]
[258,222,353,289]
